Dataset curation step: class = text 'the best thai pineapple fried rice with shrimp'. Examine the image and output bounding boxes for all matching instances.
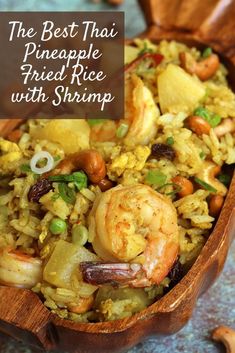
[0,39,234,322]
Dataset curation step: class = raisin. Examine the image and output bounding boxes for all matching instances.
[28,178,52,202]
[168,260,184,286]
[151,143,176,161]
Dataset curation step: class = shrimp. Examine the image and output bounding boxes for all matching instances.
[90,75,159,145]
[213,118,235,137]
[81,184,179,287]
[0,248,42,289]
[123,75,159,145]
[90,120,117,143]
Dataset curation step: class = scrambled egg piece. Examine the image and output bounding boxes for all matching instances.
[108,146,150,177]
[0,139,22,173]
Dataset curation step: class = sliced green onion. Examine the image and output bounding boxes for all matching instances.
[116,123,129,138]
[208,114,221,128]
[49,174,74,182]
[49,171,87,191]
[202,47,212,58]
[146,170,167,186]
[20,163,32,173]
[156,182,182,196]
[167,184,182,196]
[194,106,221,128]
[72,224,88,246]
[138,43,153,56]
[194,177,217,193]
[166,137,174,145]
[199,151,206,160]
[166,190,180,196]
[194,106,210,119]
[218,174,231,186]
[87,119,105,126]
[20,163,39,178]
[72,172,87,191]
[53,155,61,162]
[157,182,175,191]
[58,183,76,204]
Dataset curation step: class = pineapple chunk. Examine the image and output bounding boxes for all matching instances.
[124,45,139,64]
[43,239,98,288]
[158,64,206,114]
[31,119,90,154]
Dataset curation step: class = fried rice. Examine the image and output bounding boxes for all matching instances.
[0,39,234,322]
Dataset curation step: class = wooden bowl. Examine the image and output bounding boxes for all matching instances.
[0,1,235,352]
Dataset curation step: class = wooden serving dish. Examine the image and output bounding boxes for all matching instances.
[0,1,235,352]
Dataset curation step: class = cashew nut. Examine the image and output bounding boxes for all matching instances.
[29,150,107,202]
[214,118,235,138]
[47,149,106,184]
[187,115,211,135]
[196,161,227,196]
[212,326,235,353]
[209,195,224,217]
[68,295,94,314]
[172,176,194,198]
[179,52,220,81]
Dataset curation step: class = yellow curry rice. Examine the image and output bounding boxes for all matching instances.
[0,39,234,322]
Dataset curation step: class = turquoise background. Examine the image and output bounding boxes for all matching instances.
[0,1,234,353]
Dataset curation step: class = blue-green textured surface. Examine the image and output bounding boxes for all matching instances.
[0,1,234,352]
